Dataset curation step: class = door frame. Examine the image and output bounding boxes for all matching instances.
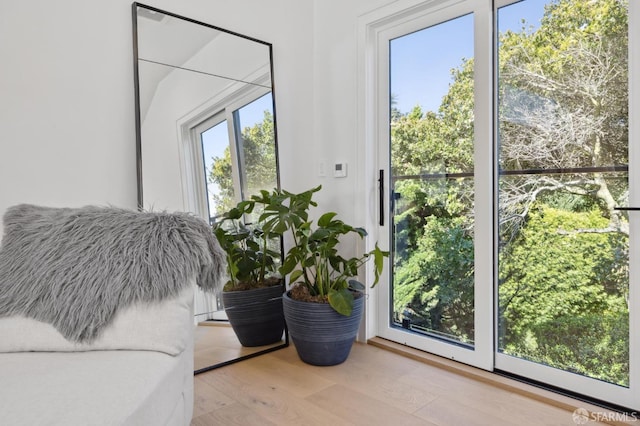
[357,0,494,371]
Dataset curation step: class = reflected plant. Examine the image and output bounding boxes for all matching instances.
[213,199,282,291]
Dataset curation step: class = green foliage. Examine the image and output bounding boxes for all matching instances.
[391,63,474,177]
[241,110,278,196]
[503,311,629,386]
[390,0,630,385]
[213,198,282,291]
[497,203,629,381]
[255,186,389,316]
[210,148,235,214]
[498,204,629,382]
[498,205,627,337]
[394,215,474,342]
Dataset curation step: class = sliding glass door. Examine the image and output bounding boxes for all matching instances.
[495,0,637,408]
[374,0,638,409]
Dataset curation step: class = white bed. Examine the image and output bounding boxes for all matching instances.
[0,286,196,426]
[0,342,194,426]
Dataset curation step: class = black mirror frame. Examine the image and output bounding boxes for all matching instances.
[131,2,287,374]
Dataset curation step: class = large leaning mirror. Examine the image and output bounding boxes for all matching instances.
[132,3,287,373]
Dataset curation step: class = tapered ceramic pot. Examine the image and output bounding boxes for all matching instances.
[282,290,364,366]
[222,283,285,347]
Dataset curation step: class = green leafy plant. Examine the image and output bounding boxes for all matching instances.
[213,199,282,291]
[254,185,388,316]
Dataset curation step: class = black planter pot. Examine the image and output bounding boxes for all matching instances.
[222,284,285,347]
[282,290,364,366]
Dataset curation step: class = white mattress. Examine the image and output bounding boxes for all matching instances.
[0,344,193,426]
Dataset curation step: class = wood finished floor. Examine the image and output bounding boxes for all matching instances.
[194,323,285,371]
[191,341,614,426]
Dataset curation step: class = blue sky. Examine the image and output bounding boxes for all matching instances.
[390,0,547,114]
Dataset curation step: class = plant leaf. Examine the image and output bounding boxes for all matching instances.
[226,207,243,220]
[328,288,354,316]
[371,243,389,287]
[318,212,338,227]
[289,269,303,284]
[280,256,298,274]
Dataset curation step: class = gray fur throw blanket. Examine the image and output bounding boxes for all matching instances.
[0,204,225,343]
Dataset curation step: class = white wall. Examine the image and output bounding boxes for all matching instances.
[139,27,272,213]
[0,0,396,314]
[0,1,137,219]
[0,0,314,232]
[0,0,399,224]
[274,0,393,224]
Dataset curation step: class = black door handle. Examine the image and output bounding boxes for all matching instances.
[614,207,640,211]
[379,169,384,226]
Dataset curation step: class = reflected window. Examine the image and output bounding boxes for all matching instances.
[195,92,276,224]
[198,117,233,224]
[234,93,277,201]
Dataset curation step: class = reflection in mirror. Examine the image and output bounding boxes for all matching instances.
[132,3,285,373]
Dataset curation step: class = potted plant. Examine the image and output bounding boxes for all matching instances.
[257,186,388,365]
[213,199,285,347]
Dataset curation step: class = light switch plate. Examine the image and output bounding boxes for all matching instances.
[318,161,326,177]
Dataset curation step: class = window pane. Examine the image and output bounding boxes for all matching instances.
[497,0,629,387]
[233,92,277,200]
[201,120,233,222]
[389,14,475,345]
